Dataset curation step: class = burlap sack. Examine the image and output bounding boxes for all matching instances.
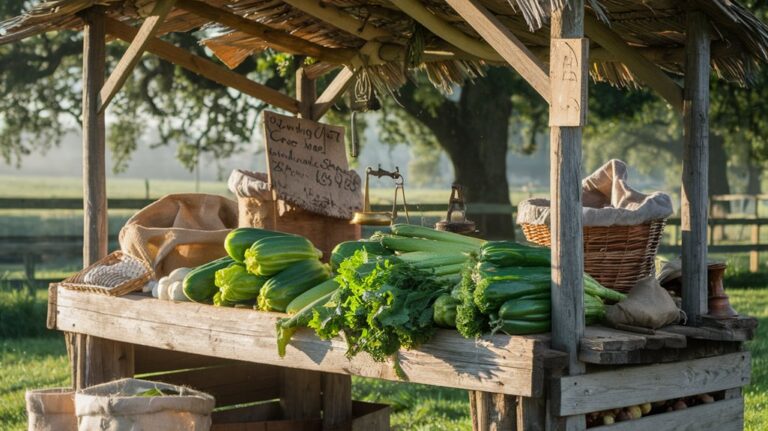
[228,170,360,260]
[517,159,673,227]
[75,378,215,431]
[119,194,238,278]
[26,388,76,431]
[606,276,682,329]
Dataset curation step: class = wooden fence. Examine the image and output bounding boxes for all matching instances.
[2,194,768,287]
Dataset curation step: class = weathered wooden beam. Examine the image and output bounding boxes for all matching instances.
[176,0,355,64]
[322,373,353,429]
[78,7,135,390]
[98,0,176,112]
[681,10,712,324]
[550,2,587,430]
[104,18,300,113]
[311,67,356,120]
[296,61,316,119]
[584,14,683,111]
[280,0,391,41]
[389,0,504,62]
[444,0,551,102]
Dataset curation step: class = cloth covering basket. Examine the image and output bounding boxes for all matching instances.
[26,388,77,431]
[75,378,215,431]
[59,251,153,296]
[228,169,360,260]
[517,160,673,293]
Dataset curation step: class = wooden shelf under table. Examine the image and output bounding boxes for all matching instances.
[50,287,566,397]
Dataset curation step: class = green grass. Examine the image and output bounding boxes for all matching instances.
[0,287,766,430]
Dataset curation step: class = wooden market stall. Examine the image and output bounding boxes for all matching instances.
[2,0,766,429]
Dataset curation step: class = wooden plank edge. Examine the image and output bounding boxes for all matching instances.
[54,289,544,397]
[554,352,750,416]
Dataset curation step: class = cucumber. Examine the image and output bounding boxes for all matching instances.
[479,241,551,267]
[473,278,550,313]
[433,293,460,328]
[182,256,235,303]
[498,298,551,320]
[492,318,551,335]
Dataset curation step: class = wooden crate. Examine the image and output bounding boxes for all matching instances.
[210,401,389,431]
[552,352,750,430]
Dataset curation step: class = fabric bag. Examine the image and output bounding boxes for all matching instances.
[26,388,77,431]
[517,159,673,227]
[119,194,238,278]
[228,169,360,260]
[75,378,215,431]
[606,276,682,329]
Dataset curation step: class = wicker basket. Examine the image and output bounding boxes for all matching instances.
[521,220,666,293]
[59,251,153,296]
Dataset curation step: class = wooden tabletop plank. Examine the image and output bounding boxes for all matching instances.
[54,288,560,397]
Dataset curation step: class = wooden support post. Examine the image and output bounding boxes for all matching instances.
[518,397,546,431]
[550,2,587,430]
[322,373,353,429]
[77,7,134,389]
[751,196,760,272]
[681,10,712,324]
[469,392,516,431]
[280,368,322,420]
[98,0,176,112]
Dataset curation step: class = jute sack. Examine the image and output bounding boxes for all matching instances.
[228,170,360,260]
[26,388,76,431]
[606,276,682,329]
[75,378,215,431]
[119,194,238,277]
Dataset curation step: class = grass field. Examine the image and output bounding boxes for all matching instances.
[0,286,765,431]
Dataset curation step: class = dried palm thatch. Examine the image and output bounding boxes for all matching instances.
[1,0,768,93]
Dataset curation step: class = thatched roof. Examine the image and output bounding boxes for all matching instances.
[2,0,768,93]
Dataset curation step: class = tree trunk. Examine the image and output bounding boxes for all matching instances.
[747,157,762,195]
[709,134,730,240]
[397,69,516,239]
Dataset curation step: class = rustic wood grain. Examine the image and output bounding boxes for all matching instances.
[549,4,587,429]
[104,18,300,113]
[587,397,743,431]
[281,368,322,421]
[470,391,516,431]
[549,38,588,126]
[312,67,355,120]
[517,397,545,431]
[444,0,550,102]
[54,289,552,397]
[554,352,750,416]
[681,10,712,324]
[579,338,742,365]
[98,0,175,112]
[322,373,353,429]
[581,326,686,352]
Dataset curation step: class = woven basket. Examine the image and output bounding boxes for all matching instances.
[60,251,153,296]
[521,220,666,293]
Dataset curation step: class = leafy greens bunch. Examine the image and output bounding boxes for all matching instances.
[308,250,449,368]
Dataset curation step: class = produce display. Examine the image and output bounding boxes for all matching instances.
[585,393,717,427]
[175,223,626,371]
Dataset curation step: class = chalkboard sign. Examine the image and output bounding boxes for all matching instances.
[263,111,362,219]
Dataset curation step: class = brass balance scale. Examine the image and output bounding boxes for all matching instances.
[351,165,410,226]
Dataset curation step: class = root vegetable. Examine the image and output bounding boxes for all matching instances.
[699,394,715,404]
[640,403,652,415]
[627,405,642,419]
[673,400,688,410]
[603,415,615,425]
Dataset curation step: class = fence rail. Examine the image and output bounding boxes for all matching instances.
[3,195,768,283]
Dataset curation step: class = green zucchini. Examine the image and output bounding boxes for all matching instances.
[330,240,393,271]
[183,256,235,303]
[245,235,322,276]
[224,228,292,262]
[257,259,331,312]
[276,290,336,357]
[285,278,339,314]
[479,241,550,267]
